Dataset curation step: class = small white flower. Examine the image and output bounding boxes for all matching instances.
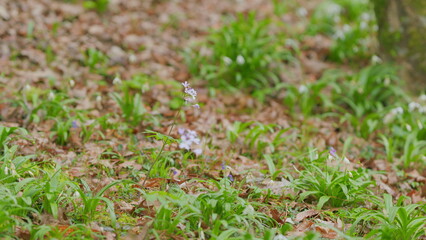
[48,91,55,100]
[285,218,295,224]
[406,124,412,132]
[334,30,345,40]
[333,15,341,23]
[419,94,426,101]
[113,76,122,85]
[298,85,308,94]
[69,79,75,87]
[409,102,422,112]
[128,54,137,63]
[384,107,403,124]
[371,55,382,64]
[342,24,352,33]
[96,95,102,102]
[391,107,404,115]
[343,157,350,164]
[273,234,288,240]
[24,84,31,91]
[360,21,368,30]
[285,39,299,49]
[222,56,232,65]
[361,13,371,22]
[328,3,342,15]
[384,77,391,85]
[73,191,81,198]
[236,55,245,65]
[296,7,308,17]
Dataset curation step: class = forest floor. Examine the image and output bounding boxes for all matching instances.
[0,0,425,239]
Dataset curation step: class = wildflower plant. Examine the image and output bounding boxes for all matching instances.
[110,75,153,126]
[142,81,202,187]
[178,128,202,156]
[185,13,288,92]
[352,194,426,240]
[307,0,377,62]
[291,149,374,209]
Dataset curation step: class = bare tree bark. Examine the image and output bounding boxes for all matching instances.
[373,0,426,91]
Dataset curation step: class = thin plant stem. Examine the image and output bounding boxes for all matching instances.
[141,110,181,188]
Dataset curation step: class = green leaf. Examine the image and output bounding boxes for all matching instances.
[317,196,331,210]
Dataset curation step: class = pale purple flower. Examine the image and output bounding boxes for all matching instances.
[228,174,234,182]
[185,88,197,100]
[72,121,79,129]
[178,128,202,155]
[193,148,202,156]
[178,128,185,135]
[329,147,337,157]
[182,81,190,88]
[181,81,200,109]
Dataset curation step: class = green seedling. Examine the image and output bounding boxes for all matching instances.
[68,179,125,226]
[111,91,148,126]
[83,0,109,12]
[84,48,109,73]
[50,118,74,145]
[352,194,426,240]
[291,150,374,209]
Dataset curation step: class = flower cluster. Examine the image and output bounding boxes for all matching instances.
[384,106,403,124]
[178,128,202,156]
[221,55,245,66]
[182,81,199,109]
[408,102,426,113]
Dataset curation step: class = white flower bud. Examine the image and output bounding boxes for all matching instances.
[298,85,308,94]
[222,56,232,65]
[113,76,122,85]
[48,91,55,100]
[236,55,245,65]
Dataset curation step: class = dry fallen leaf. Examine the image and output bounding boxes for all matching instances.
[295,209,319,222]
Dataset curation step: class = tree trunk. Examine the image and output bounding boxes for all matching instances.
[373,0,426,92]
